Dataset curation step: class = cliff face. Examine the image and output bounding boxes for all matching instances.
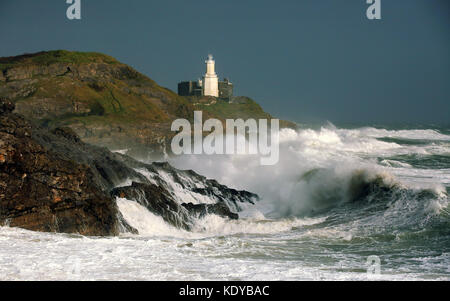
[0,50,296,159]
[0,98,258,236]
[0,99,120,235]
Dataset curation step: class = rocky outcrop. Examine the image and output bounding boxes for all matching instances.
[145,162,259,212]
[112,182,193,230]
[0,99,120,235]
[113,159,259,213]
[112,181,240,231]
[2,62,138,83]
[0,98,259,236]
[181,203,239,220]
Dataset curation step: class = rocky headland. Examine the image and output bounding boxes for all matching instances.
[0,50,296,159]
[0,98,258,236]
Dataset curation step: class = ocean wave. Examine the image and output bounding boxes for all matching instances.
[165,125,449,237]
[343,127,450,141]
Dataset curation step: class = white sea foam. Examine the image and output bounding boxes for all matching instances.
[117,198,190,238]
[1,224,448,281]
[352,127,450,141]
[190,215,326,236]
[117,197,325,238]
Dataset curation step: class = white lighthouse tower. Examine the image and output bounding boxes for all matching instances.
[202,54,219,97]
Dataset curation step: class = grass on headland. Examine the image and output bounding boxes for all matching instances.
[0,50,118,70]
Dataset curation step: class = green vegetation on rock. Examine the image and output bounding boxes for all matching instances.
[0,50,118,70]
[195,97,271,121]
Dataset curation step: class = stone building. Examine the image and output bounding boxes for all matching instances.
[177,80,203,97]
[218,78,233,101]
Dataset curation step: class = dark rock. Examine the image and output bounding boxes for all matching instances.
[134,161,260,213]
[0,98,14,114]
[112,182,194,230]
[0,97,145,236]
[0,108,119,235]
[182,202,239,220]
[112,181,241,231]
[51,127,81,143]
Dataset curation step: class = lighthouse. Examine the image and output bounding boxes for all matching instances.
[202,54,219,97]
[177,54,233,101]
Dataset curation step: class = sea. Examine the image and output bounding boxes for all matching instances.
[1,123,449,280]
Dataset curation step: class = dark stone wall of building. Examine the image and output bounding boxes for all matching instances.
[178,81,202,97]
[219,79,233,100]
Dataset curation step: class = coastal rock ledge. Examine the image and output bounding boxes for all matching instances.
[0,98,119,235]
[0,98,258,236]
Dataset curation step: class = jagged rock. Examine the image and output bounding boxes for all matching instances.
[112,182,194,230]
[181,202,238,220]
[0,101,119,235]
[117,160,260,213]
[111,181,241,230]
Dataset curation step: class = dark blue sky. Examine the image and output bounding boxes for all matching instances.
[0,0,449,125]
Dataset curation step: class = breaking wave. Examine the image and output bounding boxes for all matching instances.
[161,124,450,237]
